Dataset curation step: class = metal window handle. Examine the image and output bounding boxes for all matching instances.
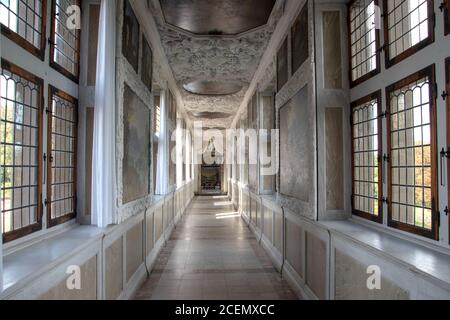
[382,154,389,185]
[43,153,47,183]
[442,91,449,101]
[439,2,447,12]
[440,148,450,186]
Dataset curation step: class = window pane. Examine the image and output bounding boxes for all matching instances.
[385,0,432,62]
[0,0,44,52]
[349,0,378,83]
[352,94,381,219]
[389,73,434,231]
[51,0,80,79]
[1,62,41,238]
[48,88,77,224]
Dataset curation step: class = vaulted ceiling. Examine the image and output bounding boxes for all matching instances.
[150,0,284,128]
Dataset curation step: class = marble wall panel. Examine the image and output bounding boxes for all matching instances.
[105,238,124,300]
[335,250,410,300]
[126,222,144,281]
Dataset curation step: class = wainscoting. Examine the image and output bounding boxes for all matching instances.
[231,181,450,300]
[1,182,195,300]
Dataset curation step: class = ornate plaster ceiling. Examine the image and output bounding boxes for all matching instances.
[159,0,277,35]
[190,111,232,119]
[183,80,243,96]
[150,0,284,127]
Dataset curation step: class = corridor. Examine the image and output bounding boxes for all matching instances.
[134,196,297,300]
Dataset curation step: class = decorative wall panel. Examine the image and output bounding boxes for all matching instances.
[335,250,409,300]
[279,86,310,201]
[325,108,344,210]
[122,85,150,204]
[322,11,342,89]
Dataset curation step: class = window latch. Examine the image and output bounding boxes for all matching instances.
[377,44,386,53]
[439,2,447,12]
[444,206,449,216]
[440,148,450,186]
[441,148,450,159]
[442,91,449,101]
[378,111,389,119]
[382,197,389,204]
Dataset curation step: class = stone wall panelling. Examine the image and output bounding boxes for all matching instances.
[335,250,409,300]
[325,108,344,210]
[154,206,163,242]
[279,86,310,202]
[274,210,283,252]
[126,222,144,281]
[116,0,155,223]
[105,238,124,300]
[122,85,151,204]
[315,3,350,221]
[306,232,327,299]
[256,200,261,228]
[275,0,316,219]
[286,220,304,279]
[322,11,342,89]
[263,206,273,243]
[146,211,154,255]
[39,257,97,300]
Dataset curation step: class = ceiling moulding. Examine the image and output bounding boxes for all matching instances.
[183,80,244,96]
[131,0,192,129]
[150,0,286,128]
[190,111,232,119]
[158,0,277,37]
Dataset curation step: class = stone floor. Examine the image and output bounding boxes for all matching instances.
[134,196,298,300]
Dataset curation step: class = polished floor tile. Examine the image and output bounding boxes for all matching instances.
[133,196,298,300]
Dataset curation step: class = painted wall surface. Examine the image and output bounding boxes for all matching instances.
[234,182,450,300]
[105,238,123,300]
[39,257,98,300]
[279,86,310,202]
[334,250,409,300]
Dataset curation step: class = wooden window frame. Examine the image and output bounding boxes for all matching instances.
[446,57,450,244]
[49,0,81,83]
[1,59,44,243]
[1,0,47,60]
[386,65,439,240]
[383,0,435,69]
[347,0,381,88]
[351,90,383,223]
[46,85,78,228]
[445,1,450,36]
